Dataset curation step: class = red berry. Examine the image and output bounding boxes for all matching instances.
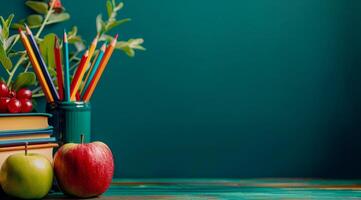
[17,88,32,100]
[0,97,10,113]
[0,82,9,97]
[7,98,21,113]
[20,99,33,113]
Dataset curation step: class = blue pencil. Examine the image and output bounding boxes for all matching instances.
[25,25,59,101]
[63,31,71,102]
[81,43,106,99]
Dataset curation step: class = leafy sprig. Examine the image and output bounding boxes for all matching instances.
[0,0,145,100]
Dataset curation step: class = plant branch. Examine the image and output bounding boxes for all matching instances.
[35,0,56,38]
[24,62,31,72]
[6,54,27,87]
[32,92,44,98]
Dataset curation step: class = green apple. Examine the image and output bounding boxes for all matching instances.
[0,151,53,199]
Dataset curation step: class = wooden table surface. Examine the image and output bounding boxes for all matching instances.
[4,179,361,199]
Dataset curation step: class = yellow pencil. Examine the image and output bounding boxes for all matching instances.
[18,29,54,102]
[70,36,98,101]
[83,35,118,102]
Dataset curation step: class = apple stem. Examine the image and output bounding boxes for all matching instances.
[25,142,28,156]
[81,134,84,144]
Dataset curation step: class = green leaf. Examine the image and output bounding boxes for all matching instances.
[114,2,124,11]
[123,46,135,57]
[25,1,49,15]
[0,46,12,70]
[13,72,36,91]
[10,23,25,29]
[99,34,114,42]
[0,14,14,38]
[67,36,82,44]
[48,67,57,78]
[47,13,70,25]
[39,33,56,69]
[68,26,78,37]
[115,38,145,57]
[10,18,26,30]
[27,14,43,27]
[5,34,19,51]
[106,0,113,18]
[96,14,105,33]
[5,14,14,28]
[0,17,9,39]
[107,18,131,31]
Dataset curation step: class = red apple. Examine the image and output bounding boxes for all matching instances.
[54,137,114,198]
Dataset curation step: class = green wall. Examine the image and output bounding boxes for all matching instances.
[2,0,361,178]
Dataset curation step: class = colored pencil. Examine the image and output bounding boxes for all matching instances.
[54,37,64,101]
[63,31,71,102]
[82,35,118,102]
[25,25,59,102]
[18,29,54,102]
[70,36,98,101]
[80,51,100,95]
[70,50,88,96]
[80,43,106,98]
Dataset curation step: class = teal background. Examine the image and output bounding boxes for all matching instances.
[1,0,361,178]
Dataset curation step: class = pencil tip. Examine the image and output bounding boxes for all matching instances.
[54,36,59,48]
[24,24,32,34]
[93,36,98,43]
[114,34,119,40]
[85,50,89,56]
[63,31,67,42]
[101,43,106,51]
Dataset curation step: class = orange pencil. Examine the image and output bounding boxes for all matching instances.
[70,51,88,96]
[18,29,54,102]
[82,35,118,102]
[70,36,98,101]
[79,49,100,95]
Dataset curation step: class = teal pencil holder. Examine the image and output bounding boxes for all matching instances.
[46,101,91,145]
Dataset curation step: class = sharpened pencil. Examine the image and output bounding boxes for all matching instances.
[25,25,59,101]
[83,35,118,102]
[18,29,54,102]
[70,36,98,101]
[80,43,106,98]
[54,37,64,101]
[63,31,71,102]
[70,50,89,96]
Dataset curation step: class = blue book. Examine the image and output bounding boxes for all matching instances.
[0,137,56,147]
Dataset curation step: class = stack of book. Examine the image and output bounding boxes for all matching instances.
[0,113,58,167]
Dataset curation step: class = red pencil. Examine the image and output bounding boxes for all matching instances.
[70,50,89,97]
[54,37,64,101]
